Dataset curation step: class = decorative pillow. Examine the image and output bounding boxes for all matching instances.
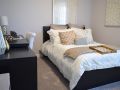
[47,29,72,44]
[59,31,76,45]
[75,37,88,45]
[50,24,68,30]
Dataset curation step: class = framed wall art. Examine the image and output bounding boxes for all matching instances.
[105,0,120,26]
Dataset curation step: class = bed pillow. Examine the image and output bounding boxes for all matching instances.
[59,31,76,45]
[68,23,82,29]
[47,29,72,44]
[71,28,94,44]
[84,29,94,44]
[71,28,85,39]
[75,37,88,45]
[50,24,68,30]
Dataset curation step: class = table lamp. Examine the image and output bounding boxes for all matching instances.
[0,16,8,35]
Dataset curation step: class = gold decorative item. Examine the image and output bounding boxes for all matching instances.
[89,45,117,54]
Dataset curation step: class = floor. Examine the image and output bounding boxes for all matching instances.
[37,55,120,90]
[37,55,69,90]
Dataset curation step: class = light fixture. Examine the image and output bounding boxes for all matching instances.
[0,16,8,35]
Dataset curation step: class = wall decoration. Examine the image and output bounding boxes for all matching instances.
[105,0,120,26]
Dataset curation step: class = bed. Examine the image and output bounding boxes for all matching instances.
[42,26,120,90]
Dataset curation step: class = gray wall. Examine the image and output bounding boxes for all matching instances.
[1,0,119,53]
[91,0,120,47]
[77,0,92,28]
[0,0,92,53]
[0,0,52,53]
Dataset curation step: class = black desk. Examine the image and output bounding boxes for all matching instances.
[0,48,37,90]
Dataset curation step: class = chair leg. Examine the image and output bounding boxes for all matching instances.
[9,85,11,90]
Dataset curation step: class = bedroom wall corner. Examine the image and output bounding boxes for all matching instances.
[91,0,120,48]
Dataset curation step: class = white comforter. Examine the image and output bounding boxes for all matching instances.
[41,41,120,90]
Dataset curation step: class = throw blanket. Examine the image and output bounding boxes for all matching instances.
[64,47,94,59]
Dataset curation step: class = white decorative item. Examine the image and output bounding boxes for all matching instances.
[26,32,36,49]
[105,0,120,26]
[0,16,8,35]
[0,16,8,26]
[0,27,6,55]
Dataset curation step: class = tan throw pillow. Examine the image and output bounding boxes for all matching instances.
[50,24,68,30]
[59,31,76,45]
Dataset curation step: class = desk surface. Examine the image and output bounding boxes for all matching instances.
[0,48,36,60]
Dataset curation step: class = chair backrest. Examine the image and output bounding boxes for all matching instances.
[26,32,36,49]
[0,73,10,90]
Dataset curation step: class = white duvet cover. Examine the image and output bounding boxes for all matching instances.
[41,41,120,90]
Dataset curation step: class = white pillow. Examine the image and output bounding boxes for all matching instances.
[84,29,94,44]
[71,28,85,39]
[71,28,94,44]
[75,37,88,45]
[47,29,73,44]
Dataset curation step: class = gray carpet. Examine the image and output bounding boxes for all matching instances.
[38,55,120,90]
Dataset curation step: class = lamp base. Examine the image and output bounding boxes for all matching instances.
[1,25,7,35]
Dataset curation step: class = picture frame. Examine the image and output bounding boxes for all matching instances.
[0,26,6,55]
[105,0,120,27]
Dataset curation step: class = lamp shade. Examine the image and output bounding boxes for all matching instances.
[0,16,8,26]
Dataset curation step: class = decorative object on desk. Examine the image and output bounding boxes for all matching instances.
[10,31,24,41]
[5,35,14,42]
[82,25,85,30]
[10,31,19,38]
[0,27,6,55]
[26,32,36,49]
[89,45,117,54]
[0,16,8,35]
[5,39,10,51]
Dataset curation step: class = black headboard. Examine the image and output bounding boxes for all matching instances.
[43,26,50,43]
[43,25,86,43]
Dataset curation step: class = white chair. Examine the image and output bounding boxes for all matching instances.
[26,32,36,49]
[0,73,10,90]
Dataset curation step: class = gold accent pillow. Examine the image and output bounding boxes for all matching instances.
[59,31,76,45]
